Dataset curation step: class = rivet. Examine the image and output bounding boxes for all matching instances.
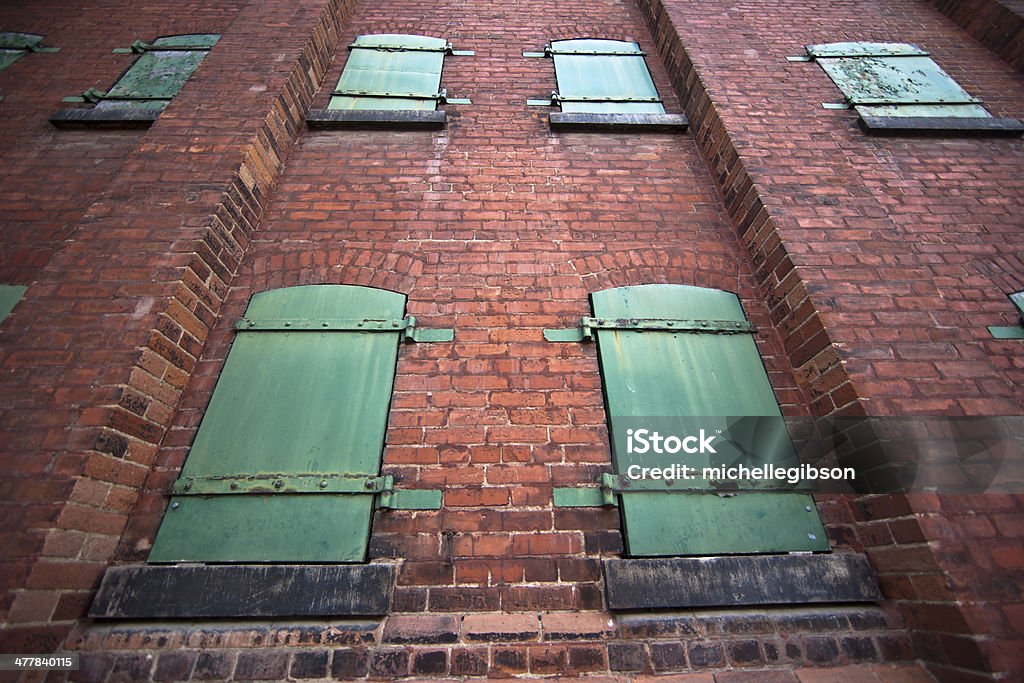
[392,321,399,328]
[322,322,329,327]
[666,321,674,327]
[183,481,192,491]
[284,322,291,327]
[805,505,813,512]
[274,480,284,489]
[171,502,180,510]
[320,480,328,488]
[808,533,817,540]
[365,480,375,490]
[230,482,239,490]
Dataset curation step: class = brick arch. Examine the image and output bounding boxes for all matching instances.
[570,248,746,296]
[244,247,426,295]
[544,27,643,44]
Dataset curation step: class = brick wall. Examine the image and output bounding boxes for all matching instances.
[0,0,1021,681]
[635,0,1024,679]
[77,0,916,679]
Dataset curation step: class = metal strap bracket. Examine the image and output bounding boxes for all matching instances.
[348,41,473,56]
[173,473,394,496]
[552,92,662,104]
[62,87,173,104]
[234,315,453,343]
[554,472,811,507]
[113,40,213,54]
[171,473,442,509]
[332,87,470,104]
[544,317,755,342]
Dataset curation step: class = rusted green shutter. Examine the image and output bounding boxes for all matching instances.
[0,284,27,324]
[329,34,446,111]
[98,34,219,110]
[592,284,828,556]
[807,42,991,119]
[550,39,664,114]
[149,285,405,563]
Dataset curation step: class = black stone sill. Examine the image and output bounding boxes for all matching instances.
[603,553,881,610]
[50,107,160,128]
[859,114,1024,136]
[549,112,688,132]
[306,108,446,130]
[88,563,395,619]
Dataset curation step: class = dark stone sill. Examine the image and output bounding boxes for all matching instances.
[89,563,395,619]
[603,553,882,610]
[859,114,1024,136]
[50,107,160,128]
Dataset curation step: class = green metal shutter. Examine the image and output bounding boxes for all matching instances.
[807,42,990,119]
[0,33,43,71]
[149,285,406,563]
[0,284,27,324]
[99,34,219,110]
[550,39,664,114]
[329,34,447,111]
[591,284,828,556]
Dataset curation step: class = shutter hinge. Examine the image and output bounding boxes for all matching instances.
[234,315,453,342]
[172,473,394,495]
[62,87,173,103]
[553,472,810,506]
[112,39,215,54]
[330,88,471,105]
[169,473,442,509]
[544,317,755,342]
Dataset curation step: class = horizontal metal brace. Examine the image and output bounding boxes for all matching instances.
[546,48,646,57]
[554,471,812,507]
[522,51,547,58]
[333,89,445,100]
[62,87,173,104]
[172,474,393,496]
[786,55,812,62]
[988,325,1024,340]
[348,42,473,56]
[527,98,554,106]
[332,87,468,104]
[553,93,662,104]
[822,102,851,110]
[113,40,212,54]
[601,473,810,494]
[171,473,441,509]
[849,97,981,106]
[812,52,930,59]
[545,317,755,342]
[234,315,453,343]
